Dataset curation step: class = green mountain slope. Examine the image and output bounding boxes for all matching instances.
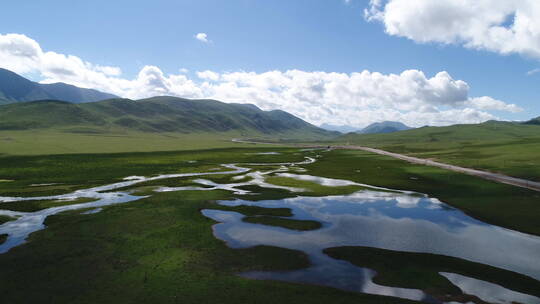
[0,68,117,104]
[525,116,540,125]
[341,121,539,145]
[0,96,337,140]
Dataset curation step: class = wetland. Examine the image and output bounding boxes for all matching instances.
[1,148,539,304]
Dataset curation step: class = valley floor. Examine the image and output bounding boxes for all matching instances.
[338,128,540,183]
[0,131,259,155]
[0,147,539,303]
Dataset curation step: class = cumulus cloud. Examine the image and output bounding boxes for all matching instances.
[365,0,540,59]
[196,69,521,127]
[196,70,220,81]
[194,33,209,43]
[467,96,522,113]
[0,33,522,128]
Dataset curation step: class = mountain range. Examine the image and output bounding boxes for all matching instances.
[0,68,537,142]
[0,68,337,139]
[339,119,540,146]
[319,123,359,134]
[320,121,413,134]
[0,68,117,104]
[0,96,337,139]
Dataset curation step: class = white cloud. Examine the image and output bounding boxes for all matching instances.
[467,96,522,113]
[197,69,521,127]
[96,66,122,76]
[196,70,220,81]
[0,33,522,128]
[527,68,540,76]
[365,0,540,59]
[195,33,209,43]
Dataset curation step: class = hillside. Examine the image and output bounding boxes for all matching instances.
[525,116,540,125]
[359,121,411,134]
[336,120,540,181]
[0,96,337,140]
[0,68,117,104]
[341,121,539,145]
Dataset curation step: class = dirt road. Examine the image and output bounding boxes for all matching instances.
[335,145,540,192]
[231,139,540,192]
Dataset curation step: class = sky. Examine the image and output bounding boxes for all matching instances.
[0,0,539,128]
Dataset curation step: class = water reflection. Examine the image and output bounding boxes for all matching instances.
[204,190,540,303]
[440,272,540,304]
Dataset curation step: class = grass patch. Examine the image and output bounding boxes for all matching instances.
[243,216,322,231]
[125,186,161,196]
[111,179,214,193]
[0,215,17,225]
[265,176,365,196]
[199,174,252,185]
[208,203,293,217]
[0,197,98,213]
[324,246,540,302]
[0,184,79,198]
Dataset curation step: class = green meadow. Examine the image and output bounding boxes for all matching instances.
[337,121,540,181]
[0,130,257,156]
[0,148,409,304]
[1,146,539,303]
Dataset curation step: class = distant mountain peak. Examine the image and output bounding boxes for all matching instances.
[319,123,359,134]
[0,68,118,105]
[359,121,412,134]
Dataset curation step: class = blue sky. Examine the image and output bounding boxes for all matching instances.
[0,0,539,127]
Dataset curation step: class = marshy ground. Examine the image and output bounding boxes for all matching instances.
[0,147,539,304]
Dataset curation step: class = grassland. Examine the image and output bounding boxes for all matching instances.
[0,147,300,197]
[0,130,259,156]
[1,147,539,234]
[265,176,366,196]
[1,147,539,303]
[337,121,540,182]
[0,215,16,225]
